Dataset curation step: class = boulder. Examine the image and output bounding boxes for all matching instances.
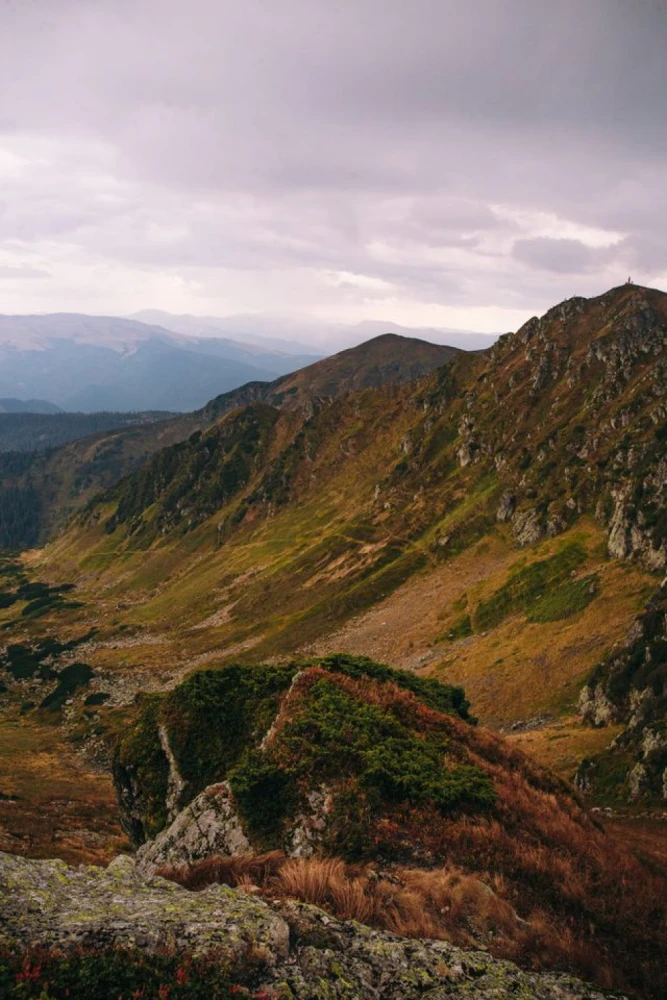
[0,851,627,1000]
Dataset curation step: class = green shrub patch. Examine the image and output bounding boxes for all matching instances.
[40,662,95,710]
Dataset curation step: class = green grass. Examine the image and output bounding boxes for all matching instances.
[527,573,600,623]
[473,542,588,632]
[444,614,472,641]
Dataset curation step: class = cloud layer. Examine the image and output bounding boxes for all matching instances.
[0,0,666,334]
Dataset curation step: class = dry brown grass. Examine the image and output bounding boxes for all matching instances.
[159,852,529,947]
[0,718,127,865]
[156,706,667,1000]
[158,852,621,992]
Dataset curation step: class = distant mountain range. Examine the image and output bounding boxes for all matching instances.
[132,309,500,353]
[0,314,321,413]
[0,398,62,414]
[0,331,457,547]
[0,312,496,414]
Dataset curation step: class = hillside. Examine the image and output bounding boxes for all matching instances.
[8,283,657,783]
[0,410,175,454]
[39,284,664,627]
[0,333,458,549]
[575,580,667,805]
[110,656,665,996]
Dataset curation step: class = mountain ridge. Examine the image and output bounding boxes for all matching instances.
[26,283,663,761]
[0,397,62,414]
[0,331,460,548]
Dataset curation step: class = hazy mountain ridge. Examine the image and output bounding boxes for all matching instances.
[0,314,320,413]
[0,398,62,414]
[133,307,500,353]
[0,410,175,454]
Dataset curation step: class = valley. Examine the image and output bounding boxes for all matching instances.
[0,283,665,998]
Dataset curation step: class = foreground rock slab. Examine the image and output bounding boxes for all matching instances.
[0,851,626,1000]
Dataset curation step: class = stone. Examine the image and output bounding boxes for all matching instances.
[137,781,252,875]
[511,508,544,547]
[0,849,288,963]
[0,851,628,1000]
[495,492,515,523]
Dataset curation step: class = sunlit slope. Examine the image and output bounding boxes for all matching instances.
[33,285,666,722]
[1,332,456,551]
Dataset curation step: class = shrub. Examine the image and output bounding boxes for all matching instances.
[40,662,95,710]
[228,672,494,843]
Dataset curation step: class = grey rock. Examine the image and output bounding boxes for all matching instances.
[511,508,544,547]
[496,491,515,523]
[137,781,252,874]
[0,849,288,962]
[0,851,627,1000]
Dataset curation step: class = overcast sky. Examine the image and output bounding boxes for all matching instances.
[0,0,666,335]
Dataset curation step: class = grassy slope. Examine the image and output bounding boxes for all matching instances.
[1,285,665,863]
[0,717,126,864]
[33,287,664,707]
[0,333,457,551]
[311,522,655,725]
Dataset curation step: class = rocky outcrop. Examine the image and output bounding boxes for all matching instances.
[0,850,288,961]
[511,507,544,547]
[137,778,337,876]
[606,478,667,572]
[437,285,667,573]
[137,781,251,874]
[0,851,627,1000]
[112,657,474,851]
[576,582,667,803]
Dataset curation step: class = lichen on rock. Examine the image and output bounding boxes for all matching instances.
[0,851,628,1000]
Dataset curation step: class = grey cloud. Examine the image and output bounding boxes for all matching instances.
[0,265,51,279]
[0,0,665,322]
[511,238,612,275]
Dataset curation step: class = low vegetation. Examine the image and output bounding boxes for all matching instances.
[472,542,588,632]
[113,656,472,843]
[161,847,667,998]
[116,654,666,998]
[0,946,261,1000]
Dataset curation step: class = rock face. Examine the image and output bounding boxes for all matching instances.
[0,851,626,1000]
[0,850,288,962]
[137,781,251,874]
[430,285,667,574]
[576,581,667,802]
